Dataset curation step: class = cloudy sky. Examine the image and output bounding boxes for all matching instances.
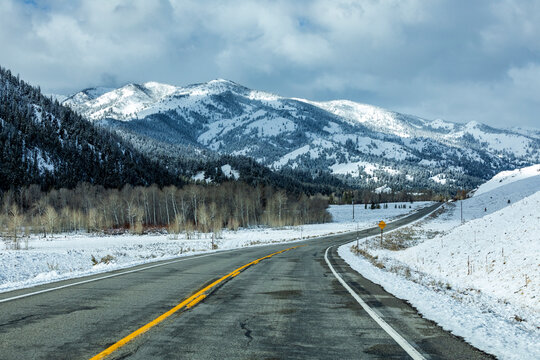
[1,0,539,128]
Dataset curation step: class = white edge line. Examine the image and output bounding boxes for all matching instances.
[0,228,335,304]
[0,230,331,304]
[0,230,334,304]
[324,247,426,360]
[1,203,440,304]
[0,251,231,304]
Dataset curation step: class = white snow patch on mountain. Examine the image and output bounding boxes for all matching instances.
[375,185,392,194]
[220,164,239,180]
[36,150,54,173]
[430,174,447,185]
[329,161,399,179]
[330,161,372,176]
[429,118,455,130]
[273,145,311,168]
[246,117,296,137]
[323,122,342,134]
[192,171,211,183]
[247,90,281,102]
[419,159,438,166]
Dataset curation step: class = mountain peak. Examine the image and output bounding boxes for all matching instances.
[208,78,235,85]
[204,78,248,93]
[62,79,540,186]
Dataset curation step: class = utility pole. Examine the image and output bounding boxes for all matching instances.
[352,193,355,221]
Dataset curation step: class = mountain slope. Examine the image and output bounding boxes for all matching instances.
[298,99,539,162]
[472,164,540,197]
[63,80,540,193]
[0,66,181,190]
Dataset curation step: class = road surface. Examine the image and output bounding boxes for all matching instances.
[0,203,493,359]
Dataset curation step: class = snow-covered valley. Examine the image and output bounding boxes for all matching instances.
[0,201,431,293]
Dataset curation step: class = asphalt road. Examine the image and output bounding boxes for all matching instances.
[0,203,494,359]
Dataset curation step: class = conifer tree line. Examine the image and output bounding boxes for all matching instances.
[0,66,181,190]
[330,187,448,206]
[0,65,342,195]
[0,182,330,241]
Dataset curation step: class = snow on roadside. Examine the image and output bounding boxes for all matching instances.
[338,245,540,360]
[0,202,432,293]
[392,191,540,311]
[338,166,540,360]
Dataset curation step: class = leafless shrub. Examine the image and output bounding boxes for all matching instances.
[91,254,115,265]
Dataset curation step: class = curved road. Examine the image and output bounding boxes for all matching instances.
[0,203,493,359]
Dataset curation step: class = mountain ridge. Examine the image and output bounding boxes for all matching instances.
[0,67,182,190]
[62,80,540,193]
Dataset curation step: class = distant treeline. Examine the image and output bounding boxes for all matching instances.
[0,65,347,196]
[0,182,330,246]
[330,188,449,205]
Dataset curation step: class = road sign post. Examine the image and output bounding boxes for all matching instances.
[378,220,386,247]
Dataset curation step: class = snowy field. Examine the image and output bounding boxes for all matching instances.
[0,201,431,293]
[339,164,540,360]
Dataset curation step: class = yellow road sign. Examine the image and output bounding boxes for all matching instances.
[378,221,386,230]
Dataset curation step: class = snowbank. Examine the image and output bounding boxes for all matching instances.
[394,191,539,310]
[338,165,540,359]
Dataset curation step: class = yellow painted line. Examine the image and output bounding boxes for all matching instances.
[89,245,302,360]
[186,294,206,308]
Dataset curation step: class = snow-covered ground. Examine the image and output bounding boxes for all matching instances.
[0,201,431,293]
[472,163,540,197]
[339,164,540,360]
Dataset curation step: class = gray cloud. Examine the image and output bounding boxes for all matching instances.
[1,0,538,128]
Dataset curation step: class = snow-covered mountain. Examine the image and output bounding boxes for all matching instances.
[298,98,539,161]
[0,66,180,190]
[63,80,540,192]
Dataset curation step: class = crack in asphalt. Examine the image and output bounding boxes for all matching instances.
[0,314,36,328]
[239,320,253,344]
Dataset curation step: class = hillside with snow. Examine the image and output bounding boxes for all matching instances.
[63,80,540,193]
[472,163,540,197]
[301,98,540,160]
[339,164,540,359]
[0,66,179,190]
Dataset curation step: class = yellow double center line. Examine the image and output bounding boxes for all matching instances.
[90,245,301,360]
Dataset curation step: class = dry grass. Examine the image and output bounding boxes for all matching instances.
[91,254,115,265]
[360,225,443,251]
[351,244,385,269]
